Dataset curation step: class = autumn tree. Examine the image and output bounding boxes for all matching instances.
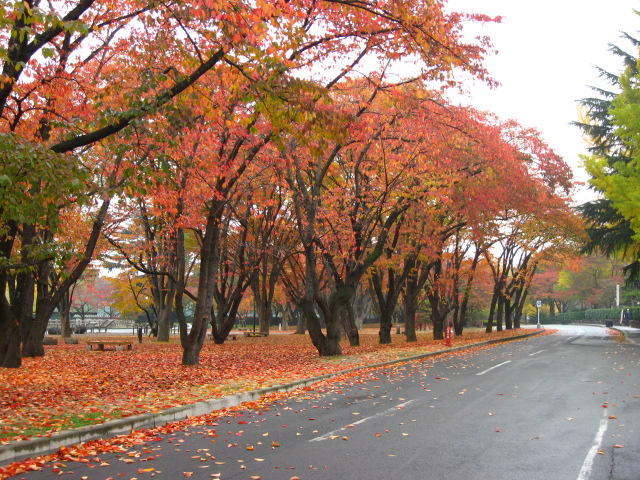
[1,0,298,367]
[480,123,580,331]
[549,255,625,309]
[178,0,499,363]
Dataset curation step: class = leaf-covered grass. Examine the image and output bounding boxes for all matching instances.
[0,328,542,443]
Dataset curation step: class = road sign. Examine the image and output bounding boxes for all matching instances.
[536,300,542,308]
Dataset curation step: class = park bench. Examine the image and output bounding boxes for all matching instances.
[243,331,268,337]
[86,340,133,351]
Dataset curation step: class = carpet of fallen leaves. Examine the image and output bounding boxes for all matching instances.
[0,328,545,445]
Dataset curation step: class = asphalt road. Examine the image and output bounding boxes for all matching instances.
[14,325,640,480]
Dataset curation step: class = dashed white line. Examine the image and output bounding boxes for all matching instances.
[528,350,546,356]
[476,360,512,376]
[577,411,609,480]
[309,399,417,442]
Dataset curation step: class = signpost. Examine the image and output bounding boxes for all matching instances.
[536,300,542,329]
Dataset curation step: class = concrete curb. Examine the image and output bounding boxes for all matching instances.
[611,327,640,346]
[0,329,544,466]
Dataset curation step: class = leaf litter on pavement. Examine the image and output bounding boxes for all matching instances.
[0,328,549,478]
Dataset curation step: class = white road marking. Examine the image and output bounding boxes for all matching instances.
[576,411,609,480]
[528,350,546,356]
[309,399,418,442]
[476,360,512,376]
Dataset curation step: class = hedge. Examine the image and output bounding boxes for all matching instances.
[556,307,640,324]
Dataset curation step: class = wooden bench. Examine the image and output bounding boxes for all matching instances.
[243,331,269,337]
[86,341,133,351]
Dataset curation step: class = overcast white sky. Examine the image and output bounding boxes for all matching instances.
[446,0,639,203]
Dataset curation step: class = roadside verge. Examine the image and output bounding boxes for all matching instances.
[0,329,545,466]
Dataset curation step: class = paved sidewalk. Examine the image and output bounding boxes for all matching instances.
[0,329,547,467]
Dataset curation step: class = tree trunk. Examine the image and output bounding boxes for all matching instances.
[486,288,498,333]
[495,295,504,332]
[22,311,48,357]
[255,295,272,334]
[0,297,22,368]
[211,292,246,344]
[295,306,306,334]
[58,290,72,338]
[431,309,445,340]
[378,307,393,345]
[22,251,51,358]
[303,298,329,354]
[280,305,290,330]
[404,281,420,343]
[452,306,463,336]
[322,303,343,356]
[175,228,189,349]
[371,268,403,345]
[182,200,223,365]
[504,300,513,330]
[156,303,174,342]
[340,303,359,347]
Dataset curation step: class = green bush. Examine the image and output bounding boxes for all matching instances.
[556,307,639,323]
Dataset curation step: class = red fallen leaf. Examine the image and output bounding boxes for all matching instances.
[614,445,624,448]
[495,429,501,432]
[238,421,247,424]
[184,472,194,477]
[0,327,548,473]
[272,442,280,447]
